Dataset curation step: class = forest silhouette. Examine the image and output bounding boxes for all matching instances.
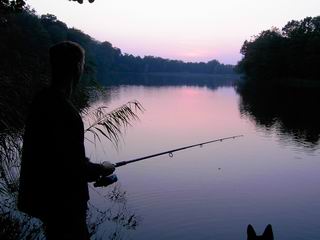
[237,16,320,87]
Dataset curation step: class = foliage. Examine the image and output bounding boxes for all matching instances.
[0,133,21,197]
[0,0,95,14]
[0,210,43,240]
[0,9,51,132]
[70,0,95,3]
[0,133,44,240]
[84,101,144,147]
[0,0,25,13]
[237,16,320,86]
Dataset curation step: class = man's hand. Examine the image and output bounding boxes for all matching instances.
[101,161,115,176]
[86,160,116,185]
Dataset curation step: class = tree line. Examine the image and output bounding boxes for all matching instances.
[237,16,320,86]
[0,0,92,11]
[1,7,235,84]
[40,14,234,79]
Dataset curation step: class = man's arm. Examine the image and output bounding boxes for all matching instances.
[84,158,115,182]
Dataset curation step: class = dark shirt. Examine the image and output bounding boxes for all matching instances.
[18,88,102,220]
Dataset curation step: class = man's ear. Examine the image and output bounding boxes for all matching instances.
[262,224,274,240]
[247,224,256,239]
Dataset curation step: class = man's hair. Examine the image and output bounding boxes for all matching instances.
[49,41,85,87]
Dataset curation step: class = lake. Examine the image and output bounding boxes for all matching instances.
[84,80,320,240]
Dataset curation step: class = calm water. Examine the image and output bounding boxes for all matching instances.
[84,84,320,240]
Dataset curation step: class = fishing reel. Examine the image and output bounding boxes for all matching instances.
[94,174,118,187]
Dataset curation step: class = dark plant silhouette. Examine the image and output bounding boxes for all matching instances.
[0,210,44,240]
[84,101,144,147]
[0,0,25,13]
[70,0,95,3]
[0,0,94,14]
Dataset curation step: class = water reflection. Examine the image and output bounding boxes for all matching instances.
[88,183,141,240]
[86,84,320,240]
[238,86,320,149]
[101,72,239,90]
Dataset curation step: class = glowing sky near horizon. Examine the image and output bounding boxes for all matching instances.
[26,0,320,64]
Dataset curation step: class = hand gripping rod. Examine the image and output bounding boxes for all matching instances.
[114,135,243,168]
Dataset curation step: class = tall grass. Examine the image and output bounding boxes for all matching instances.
[84,100,144,147]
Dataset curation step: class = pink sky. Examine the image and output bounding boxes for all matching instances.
[27,0,320,64]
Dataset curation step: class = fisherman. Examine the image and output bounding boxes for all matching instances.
[18,41,115,240]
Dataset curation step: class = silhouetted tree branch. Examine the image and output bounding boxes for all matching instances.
[70,0,95,4]
[0,0,25,13]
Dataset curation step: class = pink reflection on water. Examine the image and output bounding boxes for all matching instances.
[85,85,247,165]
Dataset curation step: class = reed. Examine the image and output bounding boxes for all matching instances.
[84,100,144,147]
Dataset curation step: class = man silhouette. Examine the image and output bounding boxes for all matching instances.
[18,41,115,240]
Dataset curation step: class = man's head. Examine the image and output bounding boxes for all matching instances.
[49,41,85,93]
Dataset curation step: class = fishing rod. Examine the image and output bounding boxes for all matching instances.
[114,135,244,168]
[94,135,243,187]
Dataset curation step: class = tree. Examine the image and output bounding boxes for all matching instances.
[0,0,25,13]
[70,0,95,3]
[237,16,320,85]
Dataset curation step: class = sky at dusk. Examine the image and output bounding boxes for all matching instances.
[26,0,320,64]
